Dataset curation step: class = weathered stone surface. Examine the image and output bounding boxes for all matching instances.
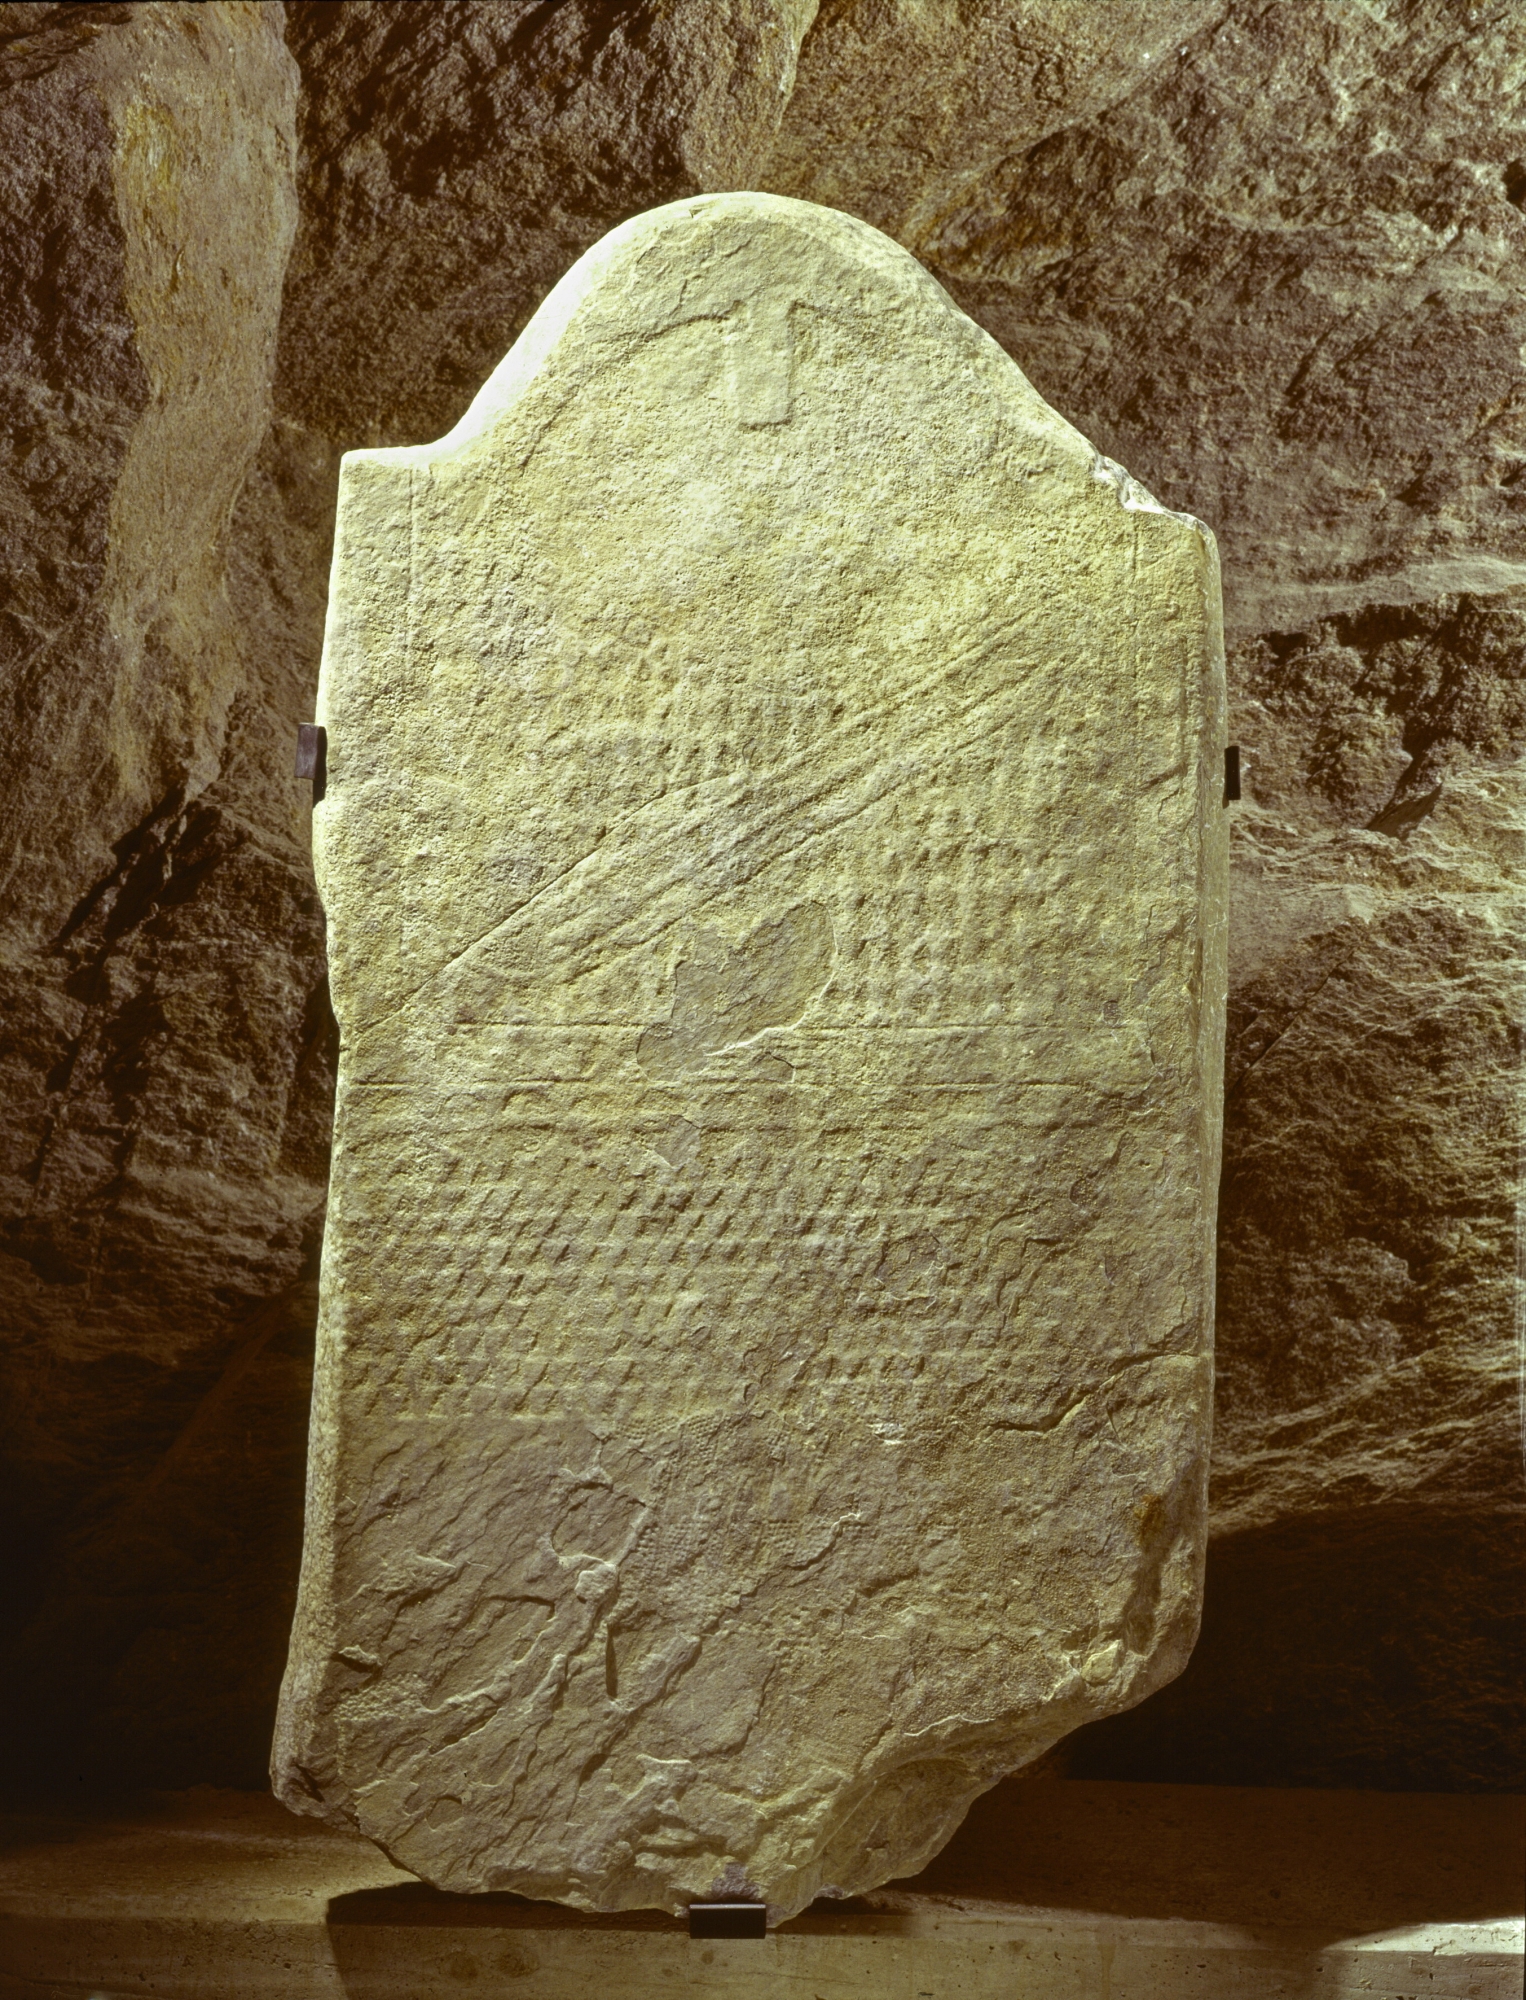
[4,0,1521,1804]
[906,0,1526,1789]
[2,0,839,1804]
[273,193,1226,1915]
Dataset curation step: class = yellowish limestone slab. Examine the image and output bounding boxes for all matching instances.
[273,192,1227,1921]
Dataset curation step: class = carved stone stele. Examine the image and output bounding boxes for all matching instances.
[273,193,1227,1921]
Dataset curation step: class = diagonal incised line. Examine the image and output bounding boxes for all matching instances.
[462,609,1034,964]
[501,676,1024,991]
[355,616,1043,1050]
[371,669,1025,1048]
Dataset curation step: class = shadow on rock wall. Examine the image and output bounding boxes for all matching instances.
[1,0,1521,1797]
[1068,1507,1526,1792]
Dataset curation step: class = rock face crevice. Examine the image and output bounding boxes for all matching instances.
[1,0,1520,1797]
[0,1,325,1789]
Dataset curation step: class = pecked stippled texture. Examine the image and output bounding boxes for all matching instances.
[5,0,1519,1805]
[272,193,1227,1917]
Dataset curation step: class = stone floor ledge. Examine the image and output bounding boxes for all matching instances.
[2,1778,1521,1999]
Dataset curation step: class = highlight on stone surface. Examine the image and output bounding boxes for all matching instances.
[272,191,1228,1922]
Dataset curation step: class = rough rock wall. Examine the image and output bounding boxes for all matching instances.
[276,0,820,448]
[1,0,1520,1794]
[921,0,1526,1787]
[0,0,829,1794]
[0,0,326,1787]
